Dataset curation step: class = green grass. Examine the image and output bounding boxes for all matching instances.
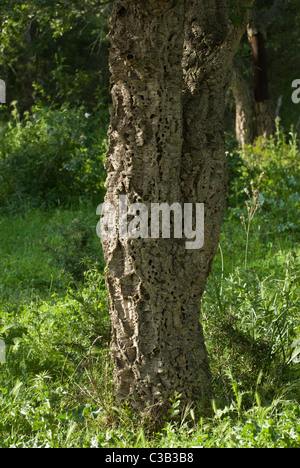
[0,204,104,300]
[0,210,60,300]
[0,202,299,448]
[0,128,299,448]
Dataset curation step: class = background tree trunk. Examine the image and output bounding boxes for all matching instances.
[231,62,255,146]
[231,1,287,144]
[248,0,287,138]
[248,24,275,138]
[102,0,248,419]
[181,0,248,337]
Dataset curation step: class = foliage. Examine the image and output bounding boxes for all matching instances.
[0,0,111,113]
[227,121,300,236]
[0,271,111,448]
[0,103,108,209]
[203,253,300,402]
[0,206,104,301]
[0,130,299,447]
[0,0,299,445]
[43,214,105,281]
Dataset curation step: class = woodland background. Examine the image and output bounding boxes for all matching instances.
[0,0,299,447]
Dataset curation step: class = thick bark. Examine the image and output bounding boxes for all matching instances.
[104,0,194,417]
[102,0,246,418]
[181,4,245,281]
[181,0,248,288]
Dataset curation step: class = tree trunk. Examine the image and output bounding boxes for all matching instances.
[102,0,247,419]
[181,0,248,359]
[231,63,255,146]
[250,32,275,138]
[254,99,275,139]
[248,9,275,139]
[232,1,286,145]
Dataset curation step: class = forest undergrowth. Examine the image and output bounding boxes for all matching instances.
[0,118,299,448]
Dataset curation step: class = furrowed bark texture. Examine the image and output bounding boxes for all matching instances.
[104,0,192,414]
[182,0,247,289]
[102,0,246,415]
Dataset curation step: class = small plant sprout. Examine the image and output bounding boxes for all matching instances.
[240,172,265,269]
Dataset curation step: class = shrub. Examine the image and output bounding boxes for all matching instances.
[0,103,108,210]
[43,213,105,282]
[227,121,300,236]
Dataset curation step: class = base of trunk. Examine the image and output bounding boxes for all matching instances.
[255,100,275,139]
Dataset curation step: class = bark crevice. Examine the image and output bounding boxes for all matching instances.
[102,0,248,418]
